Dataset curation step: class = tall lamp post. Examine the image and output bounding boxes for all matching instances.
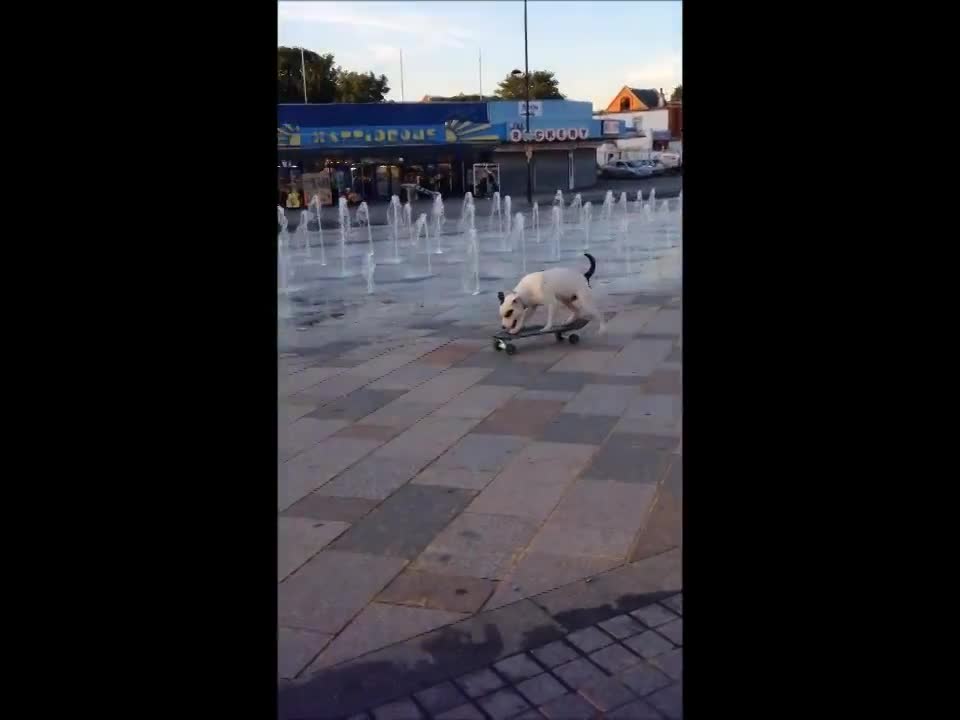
[510,0,533,205]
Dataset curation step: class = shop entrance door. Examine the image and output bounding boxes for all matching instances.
[472,163,500,198]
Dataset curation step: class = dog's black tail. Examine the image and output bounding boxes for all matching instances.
[583,253,596,285]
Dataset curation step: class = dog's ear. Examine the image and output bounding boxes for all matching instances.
[497,291,505,304]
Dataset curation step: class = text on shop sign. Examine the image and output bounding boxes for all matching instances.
[278,124,447,147]
[508,128,590,143]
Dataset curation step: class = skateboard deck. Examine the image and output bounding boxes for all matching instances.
[493,317,589,341]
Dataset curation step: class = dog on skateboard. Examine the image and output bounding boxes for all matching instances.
[497,253,607,335]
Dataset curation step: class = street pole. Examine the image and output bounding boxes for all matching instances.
[524,0,532,205]
[300,47,308,103]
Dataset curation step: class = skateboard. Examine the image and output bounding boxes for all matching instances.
[493,317,590,355]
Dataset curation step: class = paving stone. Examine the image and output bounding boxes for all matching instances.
[314,454,428,500]
[512,389,577,402]
[435,703,486,720]
[429,433,531,473]
[277,517,351,582]
[567,626,615,653]
[622,393,681,424]
[605,699,664,719]
[589,643,643,674]
[357,401,439,428]
[623,631,674,660]
[548,349,619,374]
[279,417,351,461]
[536,412,618,445]
[564,384,639,416]
[538,693,599,719]
[655,619,682,646]
[602,307,658,336]
[307,389,407,422]
[549,478,657,532]
[477,688,531,720]
[485,554,621,609]
[432,385,521,419]
[278,627,332,679]
[605,339,674,377]
[279,366,347,397]
[329,485,475,559]
[278,437,382,511]
[617,661,673,697]
[494,653,544,682]
[365,363,445,391]
[293,372,374,403]
[580,436,674,485]
[515,672,568,706]
[456,668,506,698]
[348,351,424,380]
[377,570,496,613]
[531,640,580,668]
[467,442,596,521]
[649,648,682,681]
[526,521,635,560]
[371,697,425,719]
[631,486,681,563]
[597,614,645,640]
[413,512,539,580]
[641,309,681,336]
[553,657,607,689]
[661,594,682,615]
[398,367,494,405]
[377,417,481,463]
[643,370,682,395]
[307,603,466,670]
[630,605,678,629]
[472,399,567,437]
[412,466,499,491]
[277,550,406,633]
[478,366,591,393]
[577,676,637,712]
[647,682,682,720]
[333,423,405,443]
[665,345,682,363]
[280,402,317,425]
[512,711,547,720]
[280,495,379,522]
[414,682,468,716]
[420,343,483,367]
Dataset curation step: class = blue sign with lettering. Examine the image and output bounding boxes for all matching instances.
[278,124,447,148]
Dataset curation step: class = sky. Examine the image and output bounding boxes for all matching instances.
[277,1,682,111]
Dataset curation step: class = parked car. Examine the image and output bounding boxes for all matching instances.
[599,160,651,179]
[624,161,655,177]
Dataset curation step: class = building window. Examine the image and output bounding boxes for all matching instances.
[619,97,630,111]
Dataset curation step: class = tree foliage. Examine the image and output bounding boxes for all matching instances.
[671,85,682,101]
[335,70,390,103]
[277,47,390,104]
[278,47,338,103]
[494,70,564,100]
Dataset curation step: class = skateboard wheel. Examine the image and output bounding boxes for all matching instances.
[505,343,517,355]
[568,334,580,345]
[493,339,502,351]
[555,332,564,342]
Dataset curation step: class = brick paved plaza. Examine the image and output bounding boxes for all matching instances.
[278,288,682,719]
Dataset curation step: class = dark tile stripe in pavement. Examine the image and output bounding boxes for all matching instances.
[279,555,681,719]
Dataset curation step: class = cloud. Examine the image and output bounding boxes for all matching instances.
[624,52,683,91]
[278,2,470,49]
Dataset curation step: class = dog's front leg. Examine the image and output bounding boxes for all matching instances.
[542,302,557,332]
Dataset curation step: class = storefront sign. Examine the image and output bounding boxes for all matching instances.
[278,124,447,148]
[509,127,589,143]
[518,101,543,117]
[602,120,621,136]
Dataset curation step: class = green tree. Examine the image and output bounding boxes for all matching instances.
[335,71,391,103]
[494,70,565,100]
[671,84,682,101]
[278,47,338,103]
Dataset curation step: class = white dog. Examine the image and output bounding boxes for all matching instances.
[498,253,606,335]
